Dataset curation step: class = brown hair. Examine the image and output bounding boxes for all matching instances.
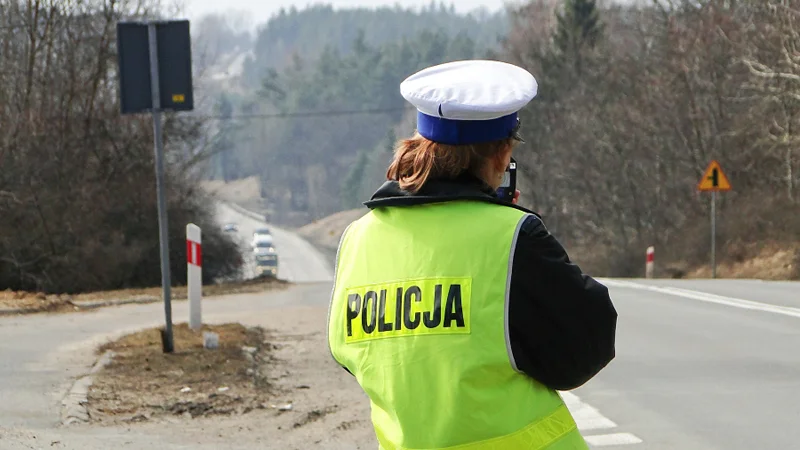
[386,133,514,194]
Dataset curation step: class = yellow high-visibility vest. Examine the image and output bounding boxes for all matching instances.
[328,200,588,449]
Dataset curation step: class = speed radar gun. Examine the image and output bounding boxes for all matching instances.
[187,223,202,329]
[495,156,517,202]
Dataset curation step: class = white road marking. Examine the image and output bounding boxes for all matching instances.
[560,391,617,431]
[585,433,644,447]
[599,279,800,319]
[559,391,643,447]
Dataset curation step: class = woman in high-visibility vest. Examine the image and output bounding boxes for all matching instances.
[328,60,617,450]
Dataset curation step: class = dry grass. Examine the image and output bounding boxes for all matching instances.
[0,290,76,314]
[201,176,261,205]
[88,323,273,424]
[688,243,798,280]
[296,208,367,261]
[0,276,288,315]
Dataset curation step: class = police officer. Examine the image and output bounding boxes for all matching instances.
[327,60,617,449]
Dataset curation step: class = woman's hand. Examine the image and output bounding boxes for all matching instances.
[512,189,520,205]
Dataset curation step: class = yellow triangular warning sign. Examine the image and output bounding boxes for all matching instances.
[697,160,731,192]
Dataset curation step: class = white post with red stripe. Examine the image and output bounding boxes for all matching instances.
[187,224,202,330]
[645,246,655,279]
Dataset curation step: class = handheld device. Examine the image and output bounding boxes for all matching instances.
[495,157,517,202]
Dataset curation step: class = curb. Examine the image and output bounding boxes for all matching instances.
[0,307,30,315]
[61,350,115,425]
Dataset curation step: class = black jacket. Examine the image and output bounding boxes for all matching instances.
[360,174,617,391]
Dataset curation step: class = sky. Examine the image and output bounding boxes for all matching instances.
[180,0,515,29]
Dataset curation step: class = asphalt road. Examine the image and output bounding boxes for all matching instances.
[577,278,800,449]
[215,202,332,283]
[1,202,799,449]
[0,205,335,448]
[0,283,334,449]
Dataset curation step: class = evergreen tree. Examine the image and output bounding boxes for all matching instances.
[234,26,487,217]
[385,129,397,154]
[554,0,603,74]
[213,95,236,182]
[341,151,370,208]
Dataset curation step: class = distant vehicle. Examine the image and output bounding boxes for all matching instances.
[253,227,272,240]
[252,236,276,255]
[252,235,278,277]
[254,252,278,278]
[223,223,238,232]
[251,228,272,247]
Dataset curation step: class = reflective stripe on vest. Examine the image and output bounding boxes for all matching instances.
[377,405,580,450]
[328,200,588,450]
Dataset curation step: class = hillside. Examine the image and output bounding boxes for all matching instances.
[190,4,510,227]
[242,4,509,84]
[192,5,508,100]
[296,209,369,263]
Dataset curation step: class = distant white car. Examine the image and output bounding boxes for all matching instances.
[223,223,238,232]
[252,236,275,253]
[252,227,272,246]
[253,226,271,238]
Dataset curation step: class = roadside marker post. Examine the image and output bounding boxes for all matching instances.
[697,160,732,279]
[116,19,194,353]
[187,224,202,330]
[645,246,655,279]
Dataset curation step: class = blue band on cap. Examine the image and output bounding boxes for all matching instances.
[416,111,518,145]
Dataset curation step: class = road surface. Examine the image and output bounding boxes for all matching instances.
[0,208,339,449]
[0,283,346,449]
[1,202,799,449]
[576,278,800,449]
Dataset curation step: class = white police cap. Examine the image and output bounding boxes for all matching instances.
[400,60,538,146]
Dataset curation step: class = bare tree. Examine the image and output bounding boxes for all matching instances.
[499,0,799,277]
[0,0,242,292]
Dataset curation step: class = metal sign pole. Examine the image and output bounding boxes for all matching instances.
[711,191,717,279]
[697,160,730,280]
[148,22,174,353]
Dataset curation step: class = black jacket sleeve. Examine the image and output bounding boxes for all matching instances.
[508,215,617,391]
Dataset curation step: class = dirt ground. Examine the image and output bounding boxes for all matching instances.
[0,290,75,314]
[0,276,287,315]
[80,305,378,449]
[88,323,272,423]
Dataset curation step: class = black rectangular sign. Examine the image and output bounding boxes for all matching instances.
[117,20,194,114]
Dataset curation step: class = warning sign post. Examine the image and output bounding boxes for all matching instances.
[697,160,732,279]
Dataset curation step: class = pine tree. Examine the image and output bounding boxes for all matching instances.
[214,95,236,182]
[553,0,603,74]
[341,151,370,208]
